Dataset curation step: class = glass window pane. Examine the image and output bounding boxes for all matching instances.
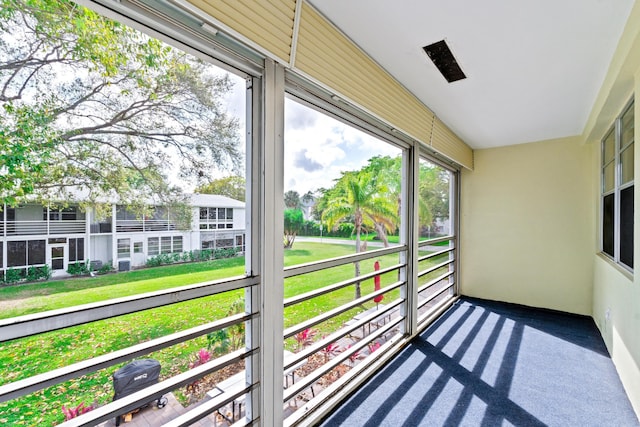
[200,208,207,220]
[7,241,27,267]
[161,236,172,253]
[51,247,64,258]
[133,242,143,253]
[77,238,84,260]
[621,143,634,185]
[603,163,615,192]
[602,194,615,257]
[603,130,615,165]
[117,238,130,258]
[218,208,226,220]
[28,240,46,265]
[173,236,183,253]
[621,102,634,148]
[51,259,64,270]
[148,237,159,256]
[69,238,77,262]
[620,186,634,268]
[209,209,216,220]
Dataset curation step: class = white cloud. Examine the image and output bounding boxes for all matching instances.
[283,99,401,195]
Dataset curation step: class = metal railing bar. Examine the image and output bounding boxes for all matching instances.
[161,382,258,427]
[417,247,455,262]
[417,295,459,330]
[418,283,455,310]
[418,235,455,247]
[283,245,406,278]
[0,312,252,403]
[0,275,258,342]
[283,281,404,340]
[417,271,455,294]
[283,298,405,371]
[283,263,403,308]
[283,317,402,403]
[417,259,454,278]
[59,348,255,427]
[283,334,405,427]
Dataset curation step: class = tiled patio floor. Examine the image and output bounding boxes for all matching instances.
[97,393,223,427]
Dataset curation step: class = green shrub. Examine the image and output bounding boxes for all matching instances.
[146,256,162,267]
[38,265,52,280]
[97,262,115,274]
[26,265,50,282]
[67,261,90,276]
[4,268,23,284]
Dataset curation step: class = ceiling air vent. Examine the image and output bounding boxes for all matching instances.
[422,40,466,83]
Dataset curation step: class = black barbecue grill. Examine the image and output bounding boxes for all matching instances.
[112,359,167,426]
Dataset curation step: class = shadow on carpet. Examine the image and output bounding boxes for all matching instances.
[319,297,639,427]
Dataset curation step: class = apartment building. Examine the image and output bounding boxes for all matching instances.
[0,194,245,278]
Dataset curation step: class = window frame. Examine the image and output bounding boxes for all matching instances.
[601,98,634,272]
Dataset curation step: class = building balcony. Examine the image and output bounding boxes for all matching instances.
[114,220,179,233]
[0,220,86,236]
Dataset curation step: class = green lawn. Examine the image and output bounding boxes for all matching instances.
[0,242,447,426]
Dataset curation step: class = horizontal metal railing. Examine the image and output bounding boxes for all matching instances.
[418,259,454,278]
[284,245,406,279]
[0,312,252,403]
[1,273,260,426]
[418,235,455,248]
[2,220,86,236]
[283,316,403,403]
[58,348,256,427]
[282,246,408,417]
[284,263,403,308]
[418,246,455,263]
[284,281,404,340]
[0,275,257,341]
[115,219,181,232]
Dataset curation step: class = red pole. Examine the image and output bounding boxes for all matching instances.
[373,261,383,307]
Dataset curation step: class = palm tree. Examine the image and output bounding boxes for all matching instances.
[322,171,397,299]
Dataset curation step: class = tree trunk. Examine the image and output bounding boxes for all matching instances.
[374,222,390,247]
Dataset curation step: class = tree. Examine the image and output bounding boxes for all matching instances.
[196,175,246,201]
[284,208,304,249]
[284,190,301,209]
[419,163,450,233]
[322,171,397,299]
[0,0,241,207]
[360,156,401,246]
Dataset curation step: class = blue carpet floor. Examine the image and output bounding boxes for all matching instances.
[319,297,639,427]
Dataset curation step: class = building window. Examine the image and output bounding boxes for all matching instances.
[148,237,159,256]
[117,238,131,259]
[161,236,172,254]
[68,238,84,262]
[28,240,46,265]
[133,242,143,253]
[173,236,183,253]
[7,241,26,267]
[602,99,634,270]
[44,207,77,221]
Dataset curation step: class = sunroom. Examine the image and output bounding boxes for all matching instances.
[0,0,639,426]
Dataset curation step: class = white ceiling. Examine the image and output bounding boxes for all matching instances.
[307,0,635,149]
